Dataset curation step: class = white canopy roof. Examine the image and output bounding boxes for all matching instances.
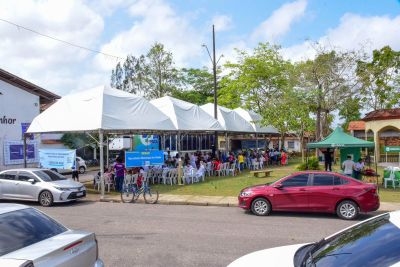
[150,96,223,131]
[200,103,255,133]
[27,86,176,133]
[234,107,279,134]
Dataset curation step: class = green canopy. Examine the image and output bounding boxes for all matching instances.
[307,127,374,148]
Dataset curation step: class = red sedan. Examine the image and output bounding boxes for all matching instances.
[238,171,380,220]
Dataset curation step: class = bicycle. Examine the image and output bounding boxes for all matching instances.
[120,178,159,204]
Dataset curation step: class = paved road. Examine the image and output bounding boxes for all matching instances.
[34,201,379,267]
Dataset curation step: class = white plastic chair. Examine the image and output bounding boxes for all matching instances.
[205,162,213,176]
[384,167,400,189]
[227,162,236,176]
[104,174,115,192]
[93,174,101,191]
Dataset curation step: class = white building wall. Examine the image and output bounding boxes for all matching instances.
[0,80,40,170]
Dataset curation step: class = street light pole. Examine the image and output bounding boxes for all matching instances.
[212,25,217,120]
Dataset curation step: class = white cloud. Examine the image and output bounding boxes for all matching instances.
[251,0,307,43]
[96,0,204,71]
[212,15,233,32]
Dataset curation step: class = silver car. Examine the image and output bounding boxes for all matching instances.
[0,204,104,267]
[0,168,86,206]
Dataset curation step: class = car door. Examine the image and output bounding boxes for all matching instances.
[308,173,349,212]
[271,174,310,211]
[15,171,41,200]
[0,171,18,199]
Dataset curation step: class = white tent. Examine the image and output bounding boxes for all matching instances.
[150,96,223,131]
[200,103,254,133]
[27,86,176,133]
[234,107,279,134]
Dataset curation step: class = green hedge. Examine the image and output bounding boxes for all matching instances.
[297,156,320,171]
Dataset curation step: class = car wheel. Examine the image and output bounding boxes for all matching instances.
[336,200,359,220]
[39,191,54,207]
[79,166,86,174]
[251,198,271,216]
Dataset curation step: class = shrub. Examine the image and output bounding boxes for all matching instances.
[296,156,320,171]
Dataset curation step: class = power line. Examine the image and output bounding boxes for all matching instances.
[0,17,124,60]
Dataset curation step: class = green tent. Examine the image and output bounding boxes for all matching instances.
[307,127,374,148]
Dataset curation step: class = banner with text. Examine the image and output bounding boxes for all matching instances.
[39,149,76,169]
[3,140,39,165]
[133,135,159,151]
[125,150,164,167]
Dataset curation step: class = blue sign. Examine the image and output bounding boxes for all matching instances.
[21,123,34,140]
[39,149,76,169]
[125,150,164,168]
[10,144,35,160]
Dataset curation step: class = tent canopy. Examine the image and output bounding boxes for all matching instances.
[200,103,255,133]
[150,96,223,131]
[27,86,176,133]
[307,127,374,148]
[234,107,279,134]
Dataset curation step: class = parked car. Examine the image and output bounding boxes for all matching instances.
[228,210,400,267]
[50,156,87,174]
[0,204,104,267]
[238,171,379,220]
[0,168,86,206]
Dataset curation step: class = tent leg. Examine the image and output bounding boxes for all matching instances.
[106,136,109,168]
[99,130,105,199]
[23,133,27,168]
[256,133,259,151]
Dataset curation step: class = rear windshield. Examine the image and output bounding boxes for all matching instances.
[33,170,67,181]
[0,208,67,256]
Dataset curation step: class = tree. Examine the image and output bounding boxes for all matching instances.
[339,97,362,132]
[110,42,179,99]
[297,48,364,141]
[356,46,400,110]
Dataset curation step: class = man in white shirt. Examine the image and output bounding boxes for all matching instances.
[342,156,355,177]
[353,158,365,180]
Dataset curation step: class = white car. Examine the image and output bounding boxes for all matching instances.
[51,156,87,174]
[0,204,104,267]
[228,210,400,267]
[0,168,86,206]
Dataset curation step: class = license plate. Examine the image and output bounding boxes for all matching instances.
[76,192,84,197]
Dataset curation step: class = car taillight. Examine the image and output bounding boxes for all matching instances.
[364,187,378,196]
[21,261,34,267]
[63,240,83,251]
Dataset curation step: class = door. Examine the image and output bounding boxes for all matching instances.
[15,171,41,200]
[308,174,349,212]
[271,174,310,211]
[0,171,18,199]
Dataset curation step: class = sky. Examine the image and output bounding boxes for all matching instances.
[1,0,400,97]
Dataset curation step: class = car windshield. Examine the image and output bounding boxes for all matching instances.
[301,213,400,267]
[33,170,67,182]
[0,208,67,256]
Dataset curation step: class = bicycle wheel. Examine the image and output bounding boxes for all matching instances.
[120,185,134,203]
[144,188,159,204]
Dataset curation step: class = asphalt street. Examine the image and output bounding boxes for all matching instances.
[34,201,379,267]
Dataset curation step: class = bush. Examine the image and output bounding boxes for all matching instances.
[296,156,320,171]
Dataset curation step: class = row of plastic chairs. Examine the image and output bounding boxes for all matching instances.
[207,161,236,177]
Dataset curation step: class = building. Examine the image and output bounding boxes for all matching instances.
[0,68,60,170]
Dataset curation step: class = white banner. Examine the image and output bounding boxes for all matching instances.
[39,149,76,169]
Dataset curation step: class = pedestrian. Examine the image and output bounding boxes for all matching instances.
[281,149,287,166]
[353,158,365,180]
[238,153,244,172]
[72,157,79,182]
[342,155,355,177]
[113,157,126,192]
[323,148,334,172]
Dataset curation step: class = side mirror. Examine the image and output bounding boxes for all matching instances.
[28,178,36,184]
[273,183,283,189]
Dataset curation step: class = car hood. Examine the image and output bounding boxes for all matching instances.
[227,243,307,267]
[48,179,83,189]
[242,184,269,192]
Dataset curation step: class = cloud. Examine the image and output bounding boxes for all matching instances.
[212,15,234,32]
[96,0,204,71]
[251,0,307,43]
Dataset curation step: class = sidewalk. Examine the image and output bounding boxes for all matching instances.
[84,193,400,212]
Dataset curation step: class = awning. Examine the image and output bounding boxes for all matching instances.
[307,127,374,148]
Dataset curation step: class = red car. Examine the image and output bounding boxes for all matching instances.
[238,171,380,220]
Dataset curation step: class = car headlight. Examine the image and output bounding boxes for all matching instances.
[240,191,252,197]
[54,187,70,191]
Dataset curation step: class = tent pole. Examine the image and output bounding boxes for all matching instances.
[23,133,27,168]
[106,136,109,168]
[99,129,105,199]
[256,133,259,151]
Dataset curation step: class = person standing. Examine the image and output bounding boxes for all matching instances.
[281,150,287,166]
[323,148,334,172]
[238,153,244,172]
[72,157,80,182]
[113,157,126,192]
[342,155,355,177]
[353,158,365,180]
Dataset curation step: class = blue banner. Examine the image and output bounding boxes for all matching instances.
[39,149,76,169]
[133,135,159,151]
[125,150,164,168]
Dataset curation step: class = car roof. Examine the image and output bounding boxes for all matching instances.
[389,210,400,228]
[0,204,30,215]
[0,168,49,173]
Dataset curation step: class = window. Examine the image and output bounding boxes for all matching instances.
[282,174,309,187]
[288,141,295,149]
[17,171,37,182]
[33,170,66,182]
[0,171,17,180]
[0,208,67,256]
[334,176,349,185]
[313,174,334,186]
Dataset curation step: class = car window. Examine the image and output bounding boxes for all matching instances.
[281,174,309,187]
[0,208,67,256]
[17,171,37,182]
[334,176,349,185]
[313,174,334,186]
[304,213,400,267]
[33,170,66,182]
[0,171,17,180]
